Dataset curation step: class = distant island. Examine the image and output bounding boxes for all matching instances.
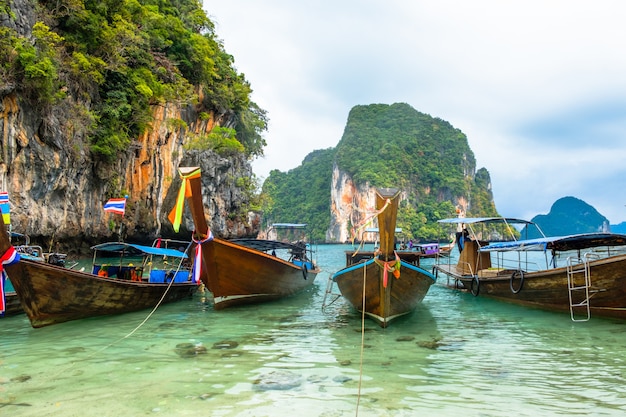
[610,222,626,234]
[523,196,612,238]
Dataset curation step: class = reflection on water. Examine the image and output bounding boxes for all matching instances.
[2,244,626,416]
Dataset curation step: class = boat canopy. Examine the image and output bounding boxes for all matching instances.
[269,223,308,229]
[229,238,306,252]
[438,217,536,226]
[480,233,626,253]
[90,242,188,258]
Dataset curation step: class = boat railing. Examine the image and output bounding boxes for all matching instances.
[15,244,45,261]
[489,254,544,274]
[586,246,626,258]
[552,246,626,268]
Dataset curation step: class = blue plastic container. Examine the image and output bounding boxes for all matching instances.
[149,270,167,283]
[173,271,190,283]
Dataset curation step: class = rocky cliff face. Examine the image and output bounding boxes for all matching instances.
[326,165,371,243]
[0,91,259,254]
[327,163,476,243]
[327,164,411,243]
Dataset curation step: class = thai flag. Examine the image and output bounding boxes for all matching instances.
[0,191,9,225]
[104,198,126,216]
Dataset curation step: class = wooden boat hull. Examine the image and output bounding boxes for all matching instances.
[205,238,318,309]
[176,166,320,309]
[345,250,432,267]
[333,259,435,327]
[436,254,626,319]
[332,188,435,326]
[6,259,198,328]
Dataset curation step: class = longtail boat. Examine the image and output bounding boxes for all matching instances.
[0,219,198,328]
[433,217,626,321]
[171,167,320,309]
[1,233,69,318]
[329,188,436,327]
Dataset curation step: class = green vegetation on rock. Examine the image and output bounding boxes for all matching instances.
[0,0,266,162]
[261,148,336,242]
[262,103,499,242]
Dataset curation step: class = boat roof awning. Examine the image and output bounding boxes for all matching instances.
[480,233,626,252]
[230,238,305,252]
[438,217,535,226]
[270,223,308,229]
[90,242,188,258]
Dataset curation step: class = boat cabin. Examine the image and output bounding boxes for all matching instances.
[90,242,191,283]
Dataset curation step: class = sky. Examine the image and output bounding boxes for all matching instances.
[203,0,626,225]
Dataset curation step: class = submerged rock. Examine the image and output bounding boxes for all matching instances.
[220,351,243,358]
[174,343,207,358]
[212,340,239,349]
[253,370,301,391]
[417,338,444,350]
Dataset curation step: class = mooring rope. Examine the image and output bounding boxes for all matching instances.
[48,241,194,379]
[349,198,392,258]
[355,261,368,416]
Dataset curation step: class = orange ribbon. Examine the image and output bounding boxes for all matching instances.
[374,251,401,288]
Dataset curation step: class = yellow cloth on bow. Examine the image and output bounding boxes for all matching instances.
[168,167,201,232]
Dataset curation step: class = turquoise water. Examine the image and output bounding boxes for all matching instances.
[2,244,626,416]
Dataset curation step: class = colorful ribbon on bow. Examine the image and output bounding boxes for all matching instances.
[374,251,401,288]
[0,246,20,315]
[168,167,202,233]
[191,230,213,284]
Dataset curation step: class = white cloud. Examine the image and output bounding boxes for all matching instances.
[204,0,626,224]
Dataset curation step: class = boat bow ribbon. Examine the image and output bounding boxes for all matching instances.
[169,167,202,233]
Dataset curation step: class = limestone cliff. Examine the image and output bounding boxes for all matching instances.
[327,165,381,243]
[0,0,261,253]
[0,92,259,254]
[262,103,496,243]
[327,164,461,243]
[327,104,495,243]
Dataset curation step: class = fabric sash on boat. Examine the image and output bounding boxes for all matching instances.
[169,167,201,233]
[374,251,401,288]
[192,231,213,284]
[0,246,20,315]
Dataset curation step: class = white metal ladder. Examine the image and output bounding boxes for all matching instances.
[566,253,597,322]
[321,274,341,313]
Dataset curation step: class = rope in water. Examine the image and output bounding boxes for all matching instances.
[48,241,195,379]
[355,261,368,416]
[351,198,393,415]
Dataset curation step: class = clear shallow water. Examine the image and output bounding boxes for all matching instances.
[2,244,626,417]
